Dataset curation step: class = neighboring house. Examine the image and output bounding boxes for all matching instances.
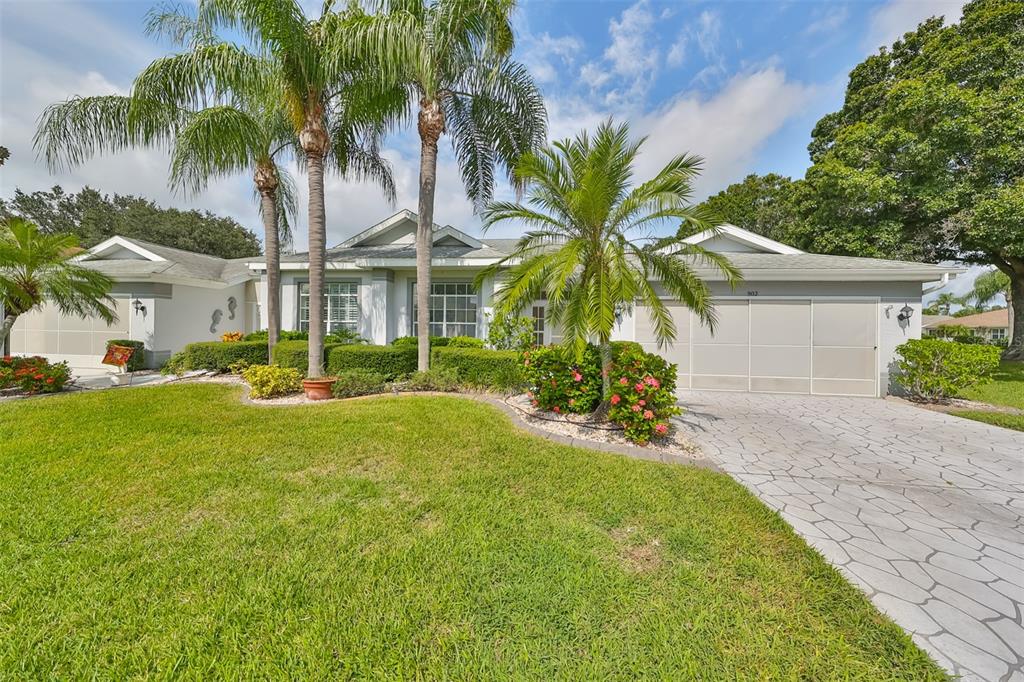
[10,210,962,397]
[922,308,1010,343]
[7,236,257,369]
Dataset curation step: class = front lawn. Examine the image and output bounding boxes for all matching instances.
[0,384,943,679]
[954,361,1024,431]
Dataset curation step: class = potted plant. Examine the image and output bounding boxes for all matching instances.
[302,376,335,400]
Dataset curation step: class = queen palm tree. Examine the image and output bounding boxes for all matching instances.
[342,0,547,370]
[0,217,116,344]
[476,121,741,404]
[128,0,403,376]
[35,89,300,357]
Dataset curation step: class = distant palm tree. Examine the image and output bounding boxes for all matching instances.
[966,269,1010,309]
[477,121,740,404]
[0,217,116,345]
[127,0,402,376]
[343,0,547,370]
[933,292,961,316]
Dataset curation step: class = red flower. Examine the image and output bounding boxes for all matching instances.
[572,371,582,382]
[619,377,628,385]
[638,400,646,406]
[643,410,654,419]
[655,423,668,435]
[634,383,644,393]
[45,378,55,384]
[631,404,641,412]
[33,373,44,380]
[553,406,561,413]
[610,394,621,405]
[532,399,539,407]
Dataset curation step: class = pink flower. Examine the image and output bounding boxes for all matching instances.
[655,423,668,435]
[619,377,628,385]
[569,398,576,406]
[532,399,539,407]
[572,371,582,382]
[553,405,561,413]
[634,383,644,393]
[651,378,660,389]
[610,394,621,405]
[644,376,656,385]
[631,404,641,413]
[643,410,654,420]
[524,359,530,366]
[638,400,646,406]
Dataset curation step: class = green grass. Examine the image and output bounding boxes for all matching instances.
[0,384,944,679]
[954,361,1024,431]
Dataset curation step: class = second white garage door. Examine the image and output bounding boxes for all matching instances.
[634,299,878,397]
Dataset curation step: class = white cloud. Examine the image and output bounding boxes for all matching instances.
[667,36,687,68]
[520,33,583,85]
[693,11,722,61]
[666,10,723,78]
[604,0,659,78]
[864,0,965,53]
[804,5,850,36]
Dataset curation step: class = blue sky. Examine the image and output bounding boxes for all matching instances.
[0,0,967,257]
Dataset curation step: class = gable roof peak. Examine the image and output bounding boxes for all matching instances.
[336,209,482,249]
[683,223,804,255]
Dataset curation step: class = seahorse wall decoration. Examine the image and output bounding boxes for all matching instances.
[210,309,223,334]
[227,296,237,320]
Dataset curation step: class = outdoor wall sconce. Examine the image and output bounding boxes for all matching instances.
[132,298,147,317]
[897,304,914,323]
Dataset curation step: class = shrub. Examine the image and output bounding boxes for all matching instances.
[106,339,146,371]
[610,340,643,358]
[164,341,268,374]
[487,314,535,351]
[221,331,243,342]
[391,335,451,348]
[894,338,1001,401]
[324,328,367,345]
[522,344,602,414]
[403,367,461,392]
[244,329,308,341]
[447,336,485,348]
[331,370,387,399]
[327,344,417,379]
[1,355,71,394]
[241,364,303,399]
[607,346,680,445]
[432,346,524,391]
[270,340,352,375]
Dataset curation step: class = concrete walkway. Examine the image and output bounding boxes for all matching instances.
[675,391,1024,682]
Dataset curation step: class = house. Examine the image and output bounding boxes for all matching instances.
[9,210,962,397]
[922,308,1010,343]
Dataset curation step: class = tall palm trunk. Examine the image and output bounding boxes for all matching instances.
[415,98,445,371]
[1,313,17,346]
[301,106,330,378]
[255,163,281,360]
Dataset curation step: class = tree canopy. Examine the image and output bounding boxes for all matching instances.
[0,186,262,259]
[685,173,805,245]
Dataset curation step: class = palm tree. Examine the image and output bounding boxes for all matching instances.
[342,0,547,370]
[476,121,741,404]
[933,292,961,316]
[0,217,117,344]
[130,0,402,376]
[35,90,299,357]
[966,269,1010,310]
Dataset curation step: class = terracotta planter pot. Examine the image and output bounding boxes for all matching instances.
[302,378,334,401]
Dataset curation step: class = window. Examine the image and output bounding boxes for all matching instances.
[531,305,545,346]
[298,282,359,333]
[411,282,478,337]
[991,328,1007,341]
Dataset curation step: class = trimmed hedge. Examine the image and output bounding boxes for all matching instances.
[174,341,269,372]
[327,344,417,379]
[431,346,524,389]
[107,339,146,371]
[392,336,451,348]
[270,340,346,375]
[894,338,1001,400]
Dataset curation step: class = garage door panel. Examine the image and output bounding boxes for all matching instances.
[813,347,876,380]
[813,301,876,348]
[635,305,689,344]
[692,301,747,344]
[750,346,809,378]
[813,378,876,396]
[640,341,689,373]
[692,374,748,391]
[751,377,810,393]
[60,331,93,355]
[693,345,748,376]
[749,301,810,346]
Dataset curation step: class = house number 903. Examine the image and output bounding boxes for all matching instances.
[746,291,759,296]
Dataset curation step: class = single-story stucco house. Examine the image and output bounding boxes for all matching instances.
[923,308,1010,343]
[8,209,962,396]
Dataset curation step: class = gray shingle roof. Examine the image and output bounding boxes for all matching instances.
[80,237,254,285]
[281,239,517,263]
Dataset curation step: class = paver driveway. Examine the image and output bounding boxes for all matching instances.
[676,391,1024,682]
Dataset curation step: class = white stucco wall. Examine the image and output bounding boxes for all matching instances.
[153,282,249,360]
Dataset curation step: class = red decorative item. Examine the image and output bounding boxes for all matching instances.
[302,378,334,400]
[102,345,135,369]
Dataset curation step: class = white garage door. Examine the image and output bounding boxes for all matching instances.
[635,299,878,397]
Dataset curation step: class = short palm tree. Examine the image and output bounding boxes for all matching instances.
[130,0,402,376]
[0,217,116,344]
[342,0,547,370]
[933,292,961,316]
[477,121,741,403]
[966,269,1011,310]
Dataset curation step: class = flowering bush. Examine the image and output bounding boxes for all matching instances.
[241,364,303,399]
[221,331,244,342]
[1,355,71,394]
[607,347,680,445]
[522,344,602,414]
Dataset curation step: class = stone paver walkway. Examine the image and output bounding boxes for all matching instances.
[676,391,1024,682]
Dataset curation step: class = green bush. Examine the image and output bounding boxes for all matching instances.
[327,344,417,379]
[403,367,461,392]
[487,314,535,351]
[432,346,524,391]
[522,344,603,414]
[610,340,643,358]
[391,335,451,348]
[165,341,269,374]
[269,340,345,375]
[325,328,368,345]
[106,339,146,371]
[331,370,387,399]
[241,364,303,399]
[446,336,485,348]
[894,338,1001,401]
[607,346,681,445]
[244,329,308,341]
